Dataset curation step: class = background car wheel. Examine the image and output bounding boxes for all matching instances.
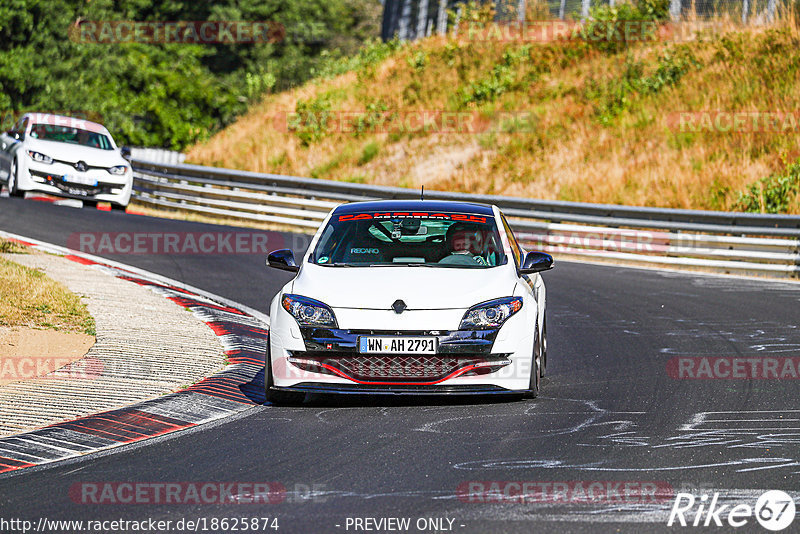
[111,203,127,212]
[82,200,98,209]
[523,324,541,399]
[8,158,25,198]
[540,312,547,378]
[264,335,304,405]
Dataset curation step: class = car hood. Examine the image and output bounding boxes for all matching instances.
[26,138,124,168]
[291,263,517,310]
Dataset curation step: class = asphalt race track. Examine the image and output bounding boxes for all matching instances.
[1,196,799,533]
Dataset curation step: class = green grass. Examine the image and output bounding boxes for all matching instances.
[0,253,96,335]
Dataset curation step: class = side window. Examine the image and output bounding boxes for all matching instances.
[14,118,28,140]
[500,213,522,267]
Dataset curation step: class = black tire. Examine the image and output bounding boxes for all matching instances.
[264,335,304,405]
[111,203,127,212]
[540,312,547,378]
[8,158,24,198]
[523,323,541,399]
[83,200,98,209]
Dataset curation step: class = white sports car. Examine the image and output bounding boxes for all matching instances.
[264,200,553,403]
[0,113,133,209]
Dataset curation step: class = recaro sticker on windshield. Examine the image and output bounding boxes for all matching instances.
[338,212,487,223]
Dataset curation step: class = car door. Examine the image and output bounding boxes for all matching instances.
[0,125,15,181]
[500,209,544,303]
[0,117,27,182]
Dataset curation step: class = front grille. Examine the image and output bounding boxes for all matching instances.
[31,171,115,196]
[51,180,101,196]
[288,352,510,383]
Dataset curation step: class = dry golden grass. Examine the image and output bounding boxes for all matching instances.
[186,18,800,213]
[0,240,96,335]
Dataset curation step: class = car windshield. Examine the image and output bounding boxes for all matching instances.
[29,123,113,150]
[312,212,507,268]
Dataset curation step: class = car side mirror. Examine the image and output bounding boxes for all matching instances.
[120,146,132,160]
[267,249,299,272]
[519,251,554,274]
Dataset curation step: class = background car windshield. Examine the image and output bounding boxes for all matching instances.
[29,124,113,150]
[312,213,506,268]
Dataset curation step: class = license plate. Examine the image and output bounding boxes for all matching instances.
[62,174,98,186]
[358,336,437,354]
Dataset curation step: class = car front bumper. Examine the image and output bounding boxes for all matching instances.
[269,308,536,392]
[270,383,529,396]
[19,160,133,205]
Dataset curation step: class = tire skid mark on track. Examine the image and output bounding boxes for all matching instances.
[0,234,267,475]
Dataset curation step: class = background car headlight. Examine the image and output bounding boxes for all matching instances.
[27,151,53,164]
[460,297,523,329]
[108,165,128,175]
[281,294,338,328]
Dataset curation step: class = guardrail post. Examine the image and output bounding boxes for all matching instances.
[416,0,429,39]
[436,0,447,34]
[669,0,681,21]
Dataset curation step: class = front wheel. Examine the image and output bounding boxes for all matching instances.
[7,158,24,198]
[540,313,547,378]
[523,324,541,399]
[110,203,127,212]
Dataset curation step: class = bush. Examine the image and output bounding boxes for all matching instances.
[735,159,800,213]
[586,46,699,124]
[290,97,333,145]
[582,0,671,54]
[358,142,380,165]
[458,45,532,107]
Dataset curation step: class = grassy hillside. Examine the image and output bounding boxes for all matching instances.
[186,13,800,213]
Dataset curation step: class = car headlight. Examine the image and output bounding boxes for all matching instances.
[27,151,53,164]
[281,294,338,328]
[460,297,523,329]
[108,165,128,175]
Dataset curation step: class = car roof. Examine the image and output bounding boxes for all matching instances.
[23,113,109,134]
[334,200,495,216]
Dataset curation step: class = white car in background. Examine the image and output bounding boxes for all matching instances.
[264,200,553,404]
[0,113,132,209]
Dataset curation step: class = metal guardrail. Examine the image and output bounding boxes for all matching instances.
[131,158,800,278]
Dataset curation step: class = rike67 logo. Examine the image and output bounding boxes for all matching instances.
[668,490,796,531]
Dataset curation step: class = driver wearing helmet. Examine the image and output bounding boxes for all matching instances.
[439,222,488,266]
